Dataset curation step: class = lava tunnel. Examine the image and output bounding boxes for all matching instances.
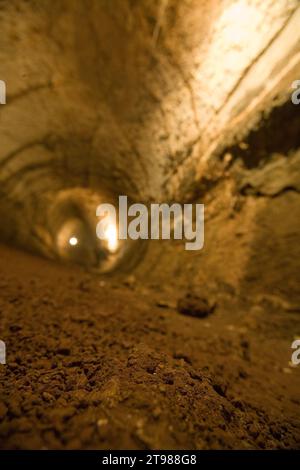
[0,0,300,454]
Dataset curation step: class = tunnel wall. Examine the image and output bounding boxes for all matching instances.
[133,151,300,307]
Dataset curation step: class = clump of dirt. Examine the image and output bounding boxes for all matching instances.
[177,292,216,318]
[0,244,299,449]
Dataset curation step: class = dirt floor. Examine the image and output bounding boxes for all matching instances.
[0,241,299,450]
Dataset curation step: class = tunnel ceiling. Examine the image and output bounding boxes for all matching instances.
[0,0,300,253]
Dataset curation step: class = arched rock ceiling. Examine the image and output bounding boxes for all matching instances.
[0,0,300,250]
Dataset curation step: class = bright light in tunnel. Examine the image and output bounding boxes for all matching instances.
[104,223,118,253]
[219,1,262,47]
[69,236,78,246]
[196,0,265,110]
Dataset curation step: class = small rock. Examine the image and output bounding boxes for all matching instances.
[239,142,249,150]
[97,418,108,428]
[223,152,233,164]
[177,293,216,318]
[42,392,55,403]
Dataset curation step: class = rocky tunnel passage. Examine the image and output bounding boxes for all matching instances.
[0,0,300,450]
[0,0,300,262]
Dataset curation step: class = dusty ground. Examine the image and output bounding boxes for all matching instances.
[0,241,299,450]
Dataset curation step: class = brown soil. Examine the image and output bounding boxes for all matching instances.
[0,242,299,450]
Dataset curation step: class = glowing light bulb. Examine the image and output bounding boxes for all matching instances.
[105,223,118,253]
[69,236,78,246]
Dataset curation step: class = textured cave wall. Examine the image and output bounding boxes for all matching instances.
[133,155,300,306]
[0,0,299,262]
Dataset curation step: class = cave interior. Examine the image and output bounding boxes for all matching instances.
[0,0,300,450]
